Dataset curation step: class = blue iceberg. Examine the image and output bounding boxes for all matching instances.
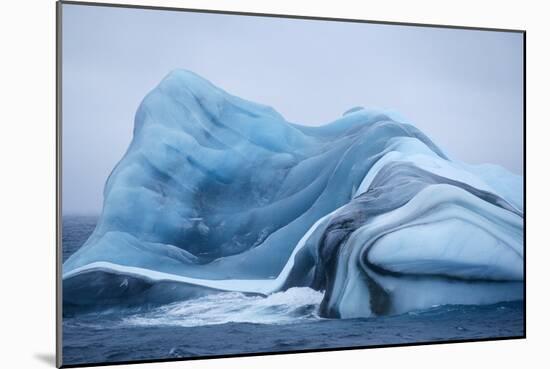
[63,70,524,318]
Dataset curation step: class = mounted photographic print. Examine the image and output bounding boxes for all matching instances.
[57,1,525,367]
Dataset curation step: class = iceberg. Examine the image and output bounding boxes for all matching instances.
[63,70,524,318]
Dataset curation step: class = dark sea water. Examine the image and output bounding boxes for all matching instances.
[62,216,524,367]
[61,215,98,263]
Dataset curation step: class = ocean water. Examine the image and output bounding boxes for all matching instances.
[62,216,524,366]
[61,215,98,263]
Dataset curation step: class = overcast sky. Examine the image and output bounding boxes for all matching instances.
[62,4,524,215]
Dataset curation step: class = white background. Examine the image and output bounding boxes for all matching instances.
[0,0,547,368]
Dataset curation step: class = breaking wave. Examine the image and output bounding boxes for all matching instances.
[122,287,324,327]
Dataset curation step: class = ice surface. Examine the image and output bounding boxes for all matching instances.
[63,70,524,318]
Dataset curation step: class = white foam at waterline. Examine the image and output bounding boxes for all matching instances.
[122,287,324,327]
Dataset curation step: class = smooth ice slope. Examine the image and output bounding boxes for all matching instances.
[63,70,524,318]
